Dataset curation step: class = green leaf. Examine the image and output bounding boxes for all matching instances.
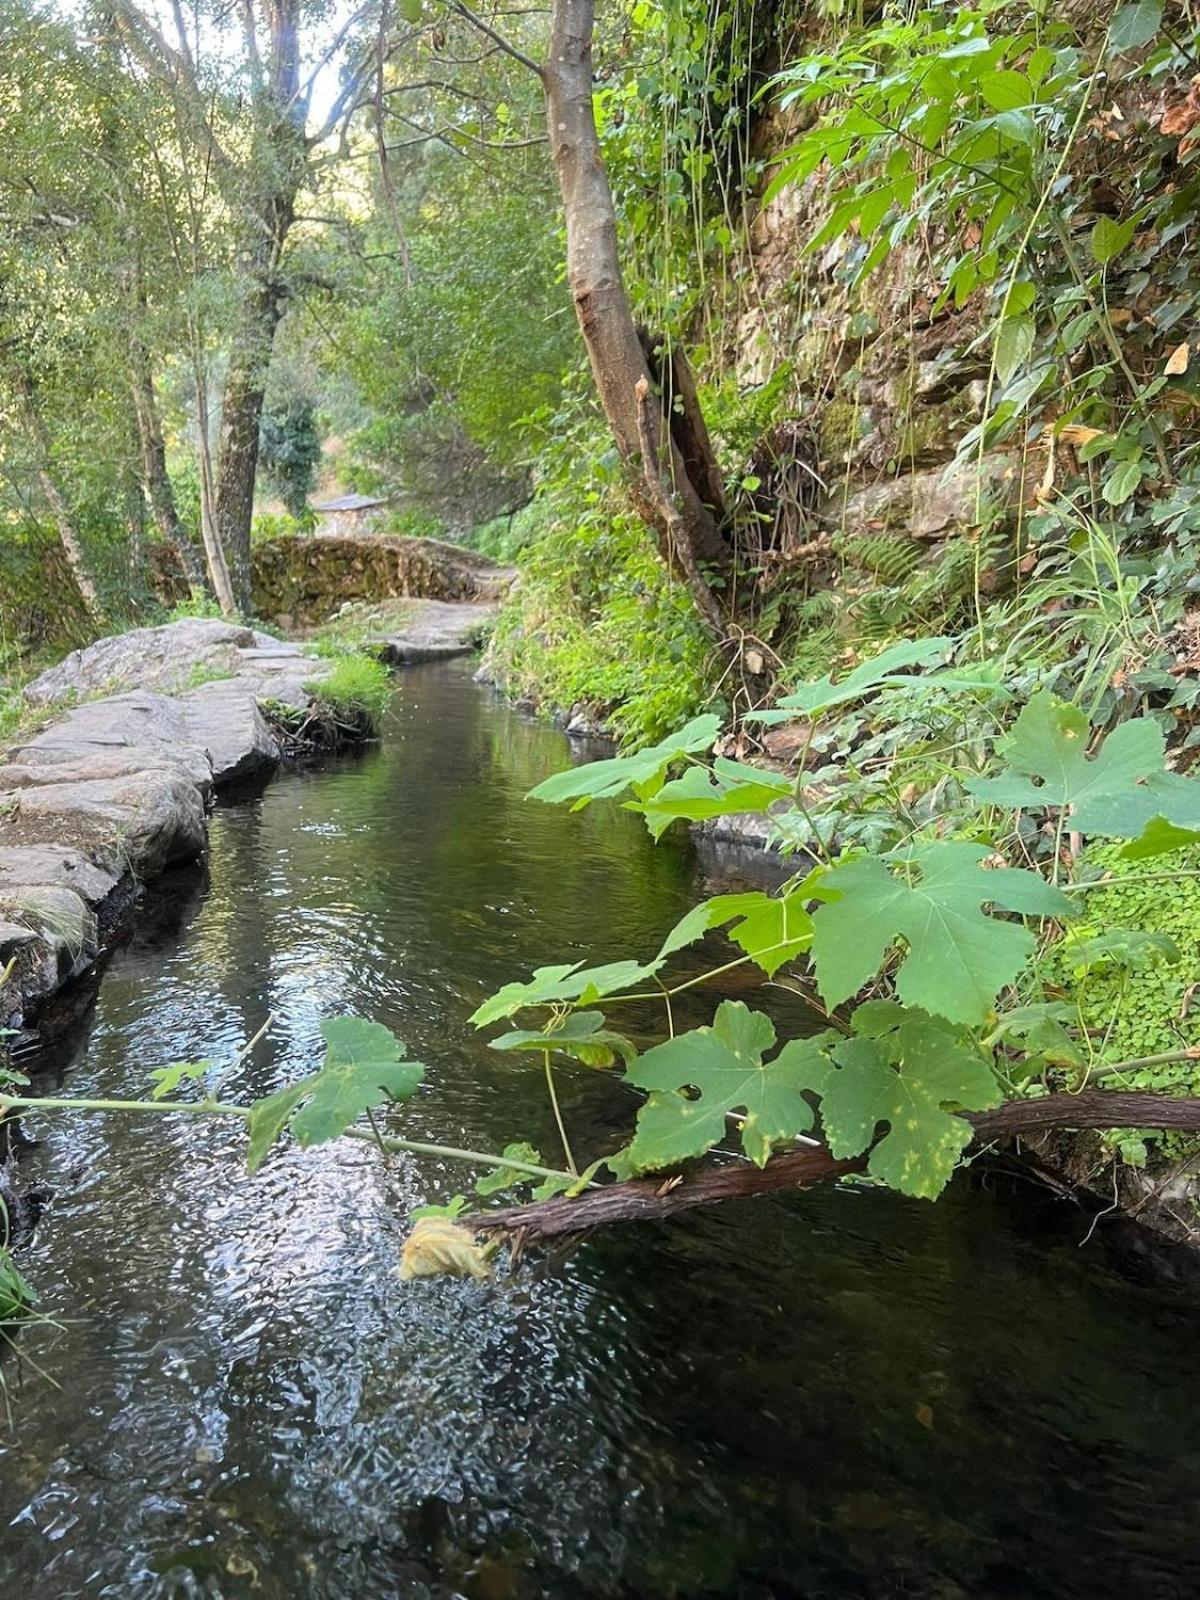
[397,0,423,19]
[149,1059,215,1100]
[995,316,1035,384]
[475,1142,545,1196]
[244,1018,424,1171]
[1090,216,1137,266]
[410,1194,470,1221]
[811,842,1071,1025]
[1109,0,1162,51]
[988,1003,1086,1069]
[1121,816,1200,858]
[1102,457,1144,506]
[980,70,1032,110]
[629,763,792,839]
[624,1001,828,1170]
[1061,927,1180,973]
[966,692,1200,839]
[747,636,953,724]
[526,714,722,809]
[812,1013,1001,1198]
[246,1081,311,1174]
[470,958,663,1026]
[657,875,823,975]
[290,1018,424,1148]
[490,1010,637,1067]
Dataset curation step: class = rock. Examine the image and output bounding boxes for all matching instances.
[370,599,497,664]
[9,691,214,793]
[565,703,609,740]
[760,721,818,763]
[821,451,1021,541]
[0,884,98,981]
[0,844,120,907]
[21,619,262,706]
[0,769,206,878]
[0,919,37,956]
[179,681,279,785]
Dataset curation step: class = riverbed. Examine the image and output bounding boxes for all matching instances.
[3,663,1200,1598]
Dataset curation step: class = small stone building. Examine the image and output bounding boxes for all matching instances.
[310,492,392,538]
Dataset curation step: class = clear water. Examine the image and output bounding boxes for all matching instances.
[4,663,1200,1599]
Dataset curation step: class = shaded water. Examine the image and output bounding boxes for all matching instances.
[4,663,1200,1598]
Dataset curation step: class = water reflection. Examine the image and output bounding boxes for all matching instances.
[3,663,1200,1597]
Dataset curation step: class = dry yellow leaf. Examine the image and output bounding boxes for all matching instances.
[1057,424,1104,446]
[1165,342,1191,377]
[399,1217,492,1281]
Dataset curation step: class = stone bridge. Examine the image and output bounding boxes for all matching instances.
[251,533,513,629]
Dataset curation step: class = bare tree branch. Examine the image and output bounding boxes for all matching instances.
[447,0,544,78]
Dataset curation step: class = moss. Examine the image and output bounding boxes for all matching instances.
[819,397,863,461]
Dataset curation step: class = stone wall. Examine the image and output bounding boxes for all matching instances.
[251,533,513,629]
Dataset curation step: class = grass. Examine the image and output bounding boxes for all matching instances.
[303,651,392,734]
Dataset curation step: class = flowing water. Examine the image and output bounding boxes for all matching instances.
[4,662,1200,1599]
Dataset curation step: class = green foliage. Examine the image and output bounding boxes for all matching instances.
[486,460,718,748]
[624,1001,822,1171]
[811,843,1071,1025]
[0,1248,35,1324]
[1050,846,1200,1069]
[258,395,322,519]
[304,653,391,732]
[794,1008,1002,1199]
[968,694,1200,842]
[246,1018,424,1172]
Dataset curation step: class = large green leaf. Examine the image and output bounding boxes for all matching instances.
[804,1010,1001,1198]
[811,842,1071,1024]
[469,958,662,1026]
[746,636,952,724]
[244,1018,424,1171]
[527,714,722,809]
[966,692,1200,840]
[629,761,793,840]
[623,1001,828,1170]
[490,1010,637,1067]
[657,874,824,975]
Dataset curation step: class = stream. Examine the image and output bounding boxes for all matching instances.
[3,662,1200,1598]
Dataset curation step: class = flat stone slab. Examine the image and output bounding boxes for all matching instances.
[370,599,496,664]
[0,768,207,879]
[0,844,121,907]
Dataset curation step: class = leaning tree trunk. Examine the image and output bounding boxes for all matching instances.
[543,0,730,613]
[12,367,105,626]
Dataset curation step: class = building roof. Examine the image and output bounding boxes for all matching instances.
[311,492,390,514]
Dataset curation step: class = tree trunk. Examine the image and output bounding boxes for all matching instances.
[128,336,207,594]
[212,1,308,614]
[214,239,292,612]
[543,0,729,582]
[12,367,106,626]
[473,1090,1200,1243]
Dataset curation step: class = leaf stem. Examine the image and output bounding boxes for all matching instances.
[0,1094,589,1187]
[542,1048,577,1174]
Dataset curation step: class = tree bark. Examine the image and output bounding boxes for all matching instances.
[473,1090,1200,1243]
[543,0,729,579]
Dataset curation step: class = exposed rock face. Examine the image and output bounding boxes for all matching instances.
[22,619,279,706]
[251,533,513,628]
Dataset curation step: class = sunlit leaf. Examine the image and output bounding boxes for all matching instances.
[747,637,953,724]
[526,714,722,808]
[624,1001,829,1170]
[490,1010,637,1067]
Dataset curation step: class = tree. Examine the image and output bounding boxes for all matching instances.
[108,0,383,610]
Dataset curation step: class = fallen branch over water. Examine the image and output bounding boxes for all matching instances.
[472,1091,1200,1243]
